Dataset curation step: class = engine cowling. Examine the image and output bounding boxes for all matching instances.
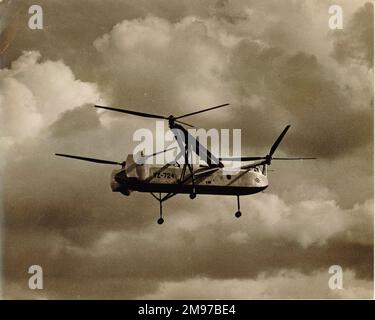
[110,168,131,196]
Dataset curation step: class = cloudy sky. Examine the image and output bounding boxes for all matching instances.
[0,0,373,299]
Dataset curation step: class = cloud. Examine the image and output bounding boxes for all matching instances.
[49,105,102,138]
[140,270,373,299]
[332,2,374,68]
[92,11,373,160]
[3,155,373,297]
[1,1,372,299]
[0,51,101,145]
[225,43,373,158]
[93,15,234,118]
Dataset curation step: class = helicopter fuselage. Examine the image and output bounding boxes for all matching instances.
[110,155,268,196]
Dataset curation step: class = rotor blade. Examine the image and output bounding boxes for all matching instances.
[269,125,291,156]
[175,119,195,128]
[135,147,178,164]
[194,167,220,177]
[55,153,122,165]
[175,103,230,120]
[95,105,167,120]
[144,146,177,159]
[240,160,267,170]
[219,156,265,161]
[272,157,316,160]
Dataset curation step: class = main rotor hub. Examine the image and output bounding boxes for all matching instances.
[168,115,175,127]
[265,154,272,165]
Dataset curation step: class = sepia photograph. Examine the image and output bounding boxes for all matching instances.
[0,0,373,302]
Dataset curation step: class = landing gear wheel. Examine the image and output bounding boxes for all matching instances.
[157,217,164,225]
[189,193,196,199]
[235,211,242,218]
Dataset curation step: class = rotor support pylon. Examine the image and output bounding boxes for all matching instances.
[187,163,196,199]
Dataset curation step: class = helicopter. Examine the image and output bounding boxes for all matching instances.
[55,103,315,224]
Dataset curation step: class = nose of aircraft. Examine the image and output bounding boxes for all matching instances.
[254,172,268,188]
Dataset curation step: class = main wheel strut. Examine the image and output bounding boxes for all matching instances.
[151,192,176,224]
[157,198,164,224]
[235,195,242,218]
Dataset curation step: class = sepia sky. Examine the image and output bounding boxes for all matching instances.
[0,0,373,299]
